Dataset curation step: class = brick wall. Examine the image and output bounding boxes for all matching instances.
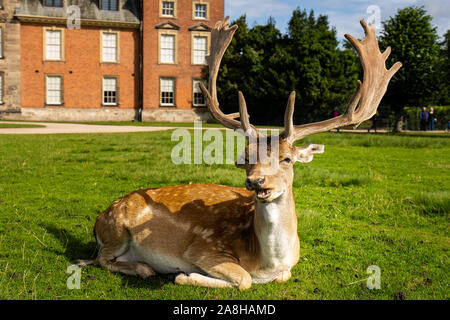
[143,0,224,111]
[20,23,140,109]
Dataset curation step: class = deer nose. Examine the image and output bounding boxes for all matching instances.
[245,177,266,190]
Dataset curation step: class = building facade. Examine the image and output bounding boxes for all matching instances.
[0,0,224,122]
[0,0,21,114]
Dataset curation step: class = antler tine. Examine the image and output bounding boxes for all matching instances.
[199,17,258,136]
[287,20,402,142]
[281,91,296,140]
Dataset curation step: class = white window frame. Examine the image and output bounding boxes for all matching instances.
[102,76,119,106]
[101,31,120,63]
[160,78,175,107]
[44,27,64,61]
[191,32,210,65]
[46,75,63,105]
[159,31,177,64]
[192,79,206,107]
[0,72,4,104]
[0,25,4,59]
[159,0,177,18]
[192,1,209,21]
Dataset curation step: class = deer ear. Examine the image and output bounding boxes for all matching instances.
[295,144,325,163]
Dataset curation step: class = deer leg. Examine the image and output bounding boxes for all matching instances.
[96,245,155,279]
[94,214,155,279]
[175,260,252,290]
[274,270,292,283]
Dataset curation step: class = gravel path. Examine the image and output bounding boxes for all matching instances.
[0,121,447,135]
[0,121,179,134]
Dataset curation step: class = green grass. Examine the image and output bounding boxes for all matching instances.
[0,131,448,300]
[0,123,45,129]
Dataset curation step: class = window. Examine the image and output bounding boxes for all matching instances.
[46,75,63,105]
[0,26,3,58]
[0,73,3,104]
[192,35,207,65]
[159,0,176,18]
[101,32,118,62]
[193,1,209,20]
[101,0,118,11]
[159,33,176,64]
[160,78,175,107]
[44,0,63,7]
[103,77,118,105]
[193,79,206,107]
[45,29,63,61]
[194,4,207,19]
[161,1,175,17]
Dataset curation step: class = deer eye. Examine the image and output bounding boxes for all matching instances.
[281,158,292,164]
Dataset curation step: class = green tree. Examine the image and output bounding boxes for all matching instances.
[434,30,450,105]
[215,11,359,126]
[379,6,441,131]
[284,8,359,124]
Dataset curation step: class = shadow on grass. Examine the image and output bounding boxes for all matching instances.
[41,223,174,290]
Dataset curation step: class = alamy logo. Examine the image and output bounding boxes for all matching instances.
[67,5,81,30]
[366,5,381,30]
[171,122,280,172]
[66,265,81,290]
[347,265,381,289]
[366,265,381,290]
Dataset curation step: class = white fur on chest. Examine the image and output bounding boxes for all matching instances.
[252,199,296,283]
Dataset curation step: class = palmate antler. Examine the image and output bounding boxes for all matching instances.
[200,18,402,143]
[199,18,258,137]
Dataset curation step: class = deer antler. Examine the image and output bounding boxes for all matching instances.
[282,20,402,143]
[199,17,258,137]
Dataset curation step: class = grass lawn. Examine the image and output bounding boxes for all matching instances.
[0,123,45,129]
[0,131,448,300]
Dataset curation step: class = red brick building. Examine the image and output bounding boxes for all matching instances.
[0,0,224,122]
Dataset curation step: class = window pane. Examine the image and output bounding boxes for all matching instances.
[193,80,206,106]
[103,78,117,105]
[162,1,174,16]
[193,36,207,64]
[45,0,62,7]
[102,0,118,11]
[0,28,2,58]
[195,4,207,18]
[160,34,175,63]
[160,78,175,106]
[46,30,61,60]
[47,76,62,104]
[0,75,3,102]
[102,33,118,62]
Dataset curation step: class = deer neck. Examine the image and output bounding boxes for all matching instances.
[253,186,298,269]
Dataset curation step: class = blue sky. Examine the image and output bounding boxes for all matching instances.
[225,0,449,43]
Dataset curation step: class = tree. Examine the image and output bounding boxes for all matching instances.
[434,30,450,105]
[287,9,359,124]
[214,10,359,126]
[379,6,441,131]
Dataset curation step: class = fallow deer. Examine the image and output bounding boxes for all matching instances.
[79,18,401,289]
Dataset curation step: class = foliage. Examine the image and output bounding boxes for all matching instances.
[379,7,441,114]
[216,12,359,126]
[215,6,449,131]
[0,131,448,299]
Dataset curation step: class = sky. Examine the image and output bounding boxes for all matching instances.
[225,0,450,43]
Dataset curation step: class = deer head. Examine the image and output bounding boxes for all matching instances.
[200,18,402,203]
